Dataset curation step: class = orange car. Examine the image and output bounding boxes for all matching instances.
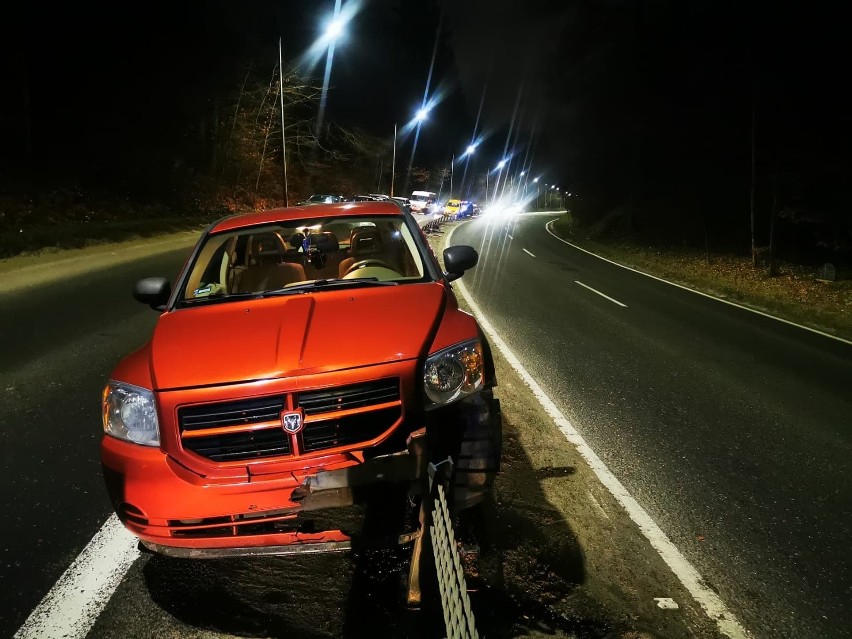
[101,201,500,557]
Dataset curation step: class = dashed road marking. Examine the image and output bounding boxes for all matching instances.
[545,219,852,347]
[575,280,628,307]
[522,248,536,258]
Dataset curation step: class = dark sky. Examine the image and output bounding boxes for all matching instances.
[2,0,851,224]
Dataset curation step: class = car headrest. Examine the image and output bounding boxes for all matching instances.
[350,228,383,258]
[252,235,283,263]
[307,232,339,253]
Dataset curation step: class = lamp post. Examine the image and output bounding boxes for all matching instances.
[278,37,289,206]
[391,123,397,197]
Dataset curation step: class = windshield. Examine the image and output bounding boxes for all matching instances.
[179,214,429,303]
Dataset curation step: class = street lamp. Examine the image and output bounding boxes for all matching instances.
[325,17,344,40]
[464,144,477,156]
[496,159,506,170]
[415,106,429,123]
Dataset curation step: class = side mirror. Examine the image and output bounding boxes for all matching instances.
[133,277,171,311]
[443,245,478,282]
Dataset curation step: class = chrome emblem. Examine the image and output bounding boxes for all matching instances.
[281,410,303,434]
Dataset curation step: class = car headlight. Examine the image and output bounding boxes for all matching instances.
[423,339,484,409]
[102,381,160,446]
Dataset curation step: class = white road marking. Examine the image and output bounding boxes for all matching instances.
[507,234,514,240]
[446,222,749,639]
[14,515,139,639]
[574,280,628,307]
[545,219,852,347]
[522,248,536,258]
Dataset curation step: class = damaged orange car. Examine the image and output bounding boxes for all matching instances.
[101,201,500,558]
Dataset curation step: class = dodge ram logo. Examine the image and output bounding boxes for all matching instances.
[281,410,304,434]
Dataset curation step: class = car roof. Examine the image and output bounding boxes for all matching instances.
[210,201,403,234]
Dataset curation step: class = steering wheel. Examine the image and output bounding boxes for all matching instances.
[343,259,394,277]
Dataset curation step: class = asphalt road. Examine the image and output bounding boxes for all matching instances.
[0,246,191,637]
[450,213,852,639]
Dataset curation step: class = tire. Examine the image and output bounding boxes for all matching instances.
[429,390,501,512]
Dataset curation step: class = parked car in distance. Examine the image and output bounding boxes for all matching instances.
[410,190,437,214]
[444,199,462,217]
[298,194,345,205]
[368,193,390,200]
[351,194,384,202]
[101,201,501,558]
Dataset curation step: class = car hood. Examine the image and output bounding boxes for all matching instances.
[149,283,446,390]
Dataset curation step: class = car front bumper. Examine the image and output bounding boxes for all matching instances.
[102,428,427,555]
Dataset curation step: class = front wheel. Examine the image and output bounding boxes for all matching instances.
[427,390,502,512]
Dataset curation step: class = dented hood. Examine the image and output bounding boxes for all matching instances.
[150,283,446,390]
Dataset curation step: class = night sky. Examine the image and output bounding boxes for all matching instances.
[2,0,851,246]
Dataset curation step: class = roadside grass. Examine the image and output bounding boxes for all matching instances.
[0,216,211,259]
[551,213,852,343]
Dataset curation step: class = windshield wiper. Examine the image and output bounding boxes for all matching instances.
[179,291,256,305]
[261,278,399,296]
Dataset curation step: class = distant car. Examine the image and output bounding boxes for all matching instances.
[299,194,345,205]
[457,201,475,218]
[410,190,437,214]
[444,199,462,217]
[390,196,411,209]
[101,201,500,558]
[368,193,391,200]
[351,195,384,202]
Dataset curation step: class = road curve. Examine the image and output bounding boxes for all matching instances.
[450,213,852,639]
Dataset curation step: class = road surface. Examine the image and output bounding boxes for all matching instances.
[449,213,852,639]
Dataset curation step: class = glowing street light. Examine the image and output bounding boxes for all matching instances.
[532,177,539,183]
[496,159,507,170]
[520,171,526,177]
[464,144,477,156]
[325,17,345,40]
[415,106,430,123]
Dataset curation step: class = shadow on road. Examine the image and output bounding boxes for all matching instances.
[456,420,622,638]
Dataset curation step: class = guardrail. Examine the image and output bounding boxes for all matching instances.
[406,459,480,638]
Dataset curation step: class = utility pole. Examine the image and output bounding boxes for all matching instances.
[278,37,289,206]
[450,153,454,195]
[750,64,757,266]
[391,122,397,197]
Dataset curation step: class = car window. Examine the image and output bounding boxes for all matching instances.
[180,214,429,302]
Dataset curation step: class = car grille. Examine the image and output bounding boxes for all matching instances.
[177,378,401,462]
[182,428,292,462]
[296,379,399,414]
[180,395,287,430]
[301,407,401,453]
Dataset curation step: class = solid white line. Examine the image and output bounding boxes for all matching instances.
[446,223,749,639]
[522,248,536,258]
[14,515,140,639]
[507,234,514,240]
[574,280,628,307]
[545,220,852,347]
